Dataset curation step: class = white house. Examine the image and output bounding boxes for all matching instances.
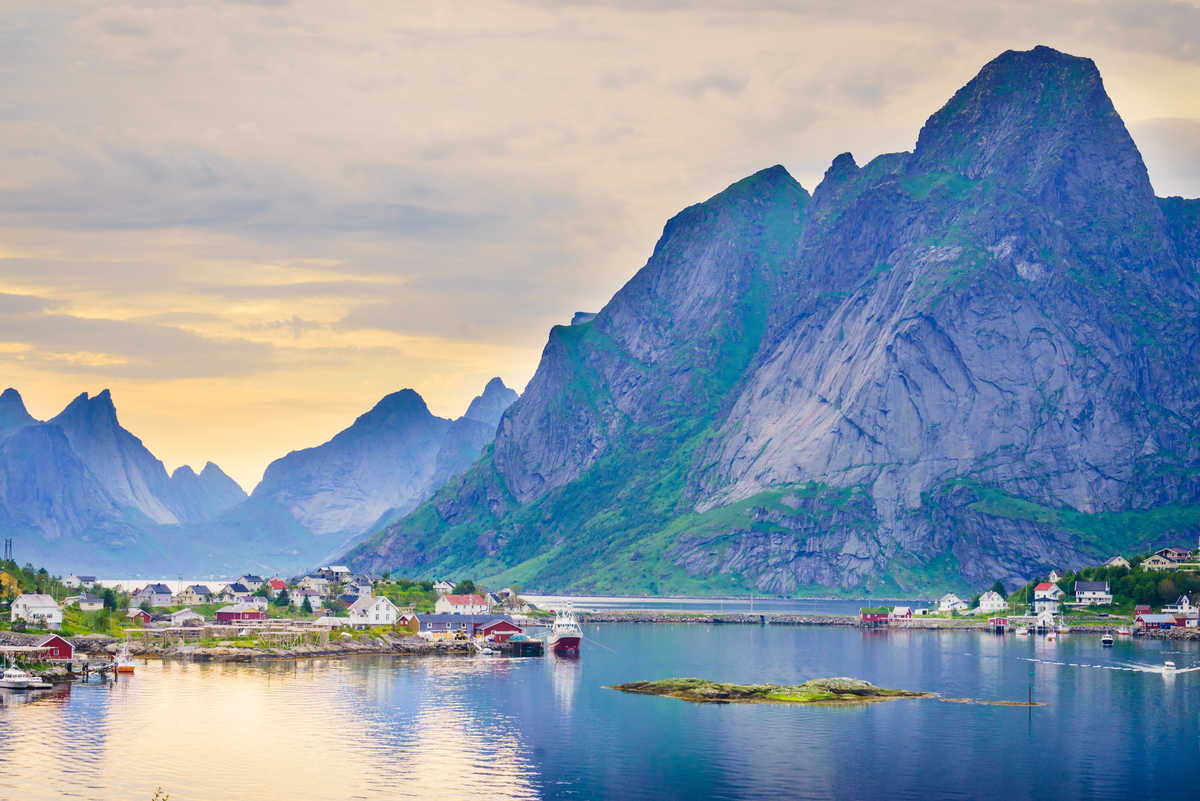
[937,593,968,613]
[236,575,265,592]
[348,595,400,627]
[433,580,454,596]
[63,574,97,589]
[435,594,489,615]
[290,593,324,611]
[11,594,63,630]
[1073,581,1113,606]
[977,591,1008,614]
[1163,594,1195,615]
[169,608,205,626]
[1033,582,1064,614]
[889,606,913,622]
[1104,555,1130,569]
[1048,569,1064,583]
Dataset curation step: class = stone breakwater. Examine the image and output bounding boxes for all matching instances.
[60,633,472,662]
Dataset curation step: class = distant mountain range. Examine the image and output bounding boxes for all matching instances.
[0,379,515,575]
[343,47,1200,595]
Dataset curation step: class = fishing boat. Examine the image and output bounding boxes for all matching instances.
[1056,619,1070,634]
[549,607,582,655]
[1116,626,1132,637]
[115,642,135,674]
[0,662,32,690]
[1101,633,1114,647]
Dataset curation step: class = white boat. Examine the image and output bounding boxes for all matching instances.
[1101,633,1114,646]
[1057,620,1070,634]
[0,664,32,690]
[1014,626,1030,636]
[1163,660,1177,673]
[115,642,135,674]
[549,607,582,654]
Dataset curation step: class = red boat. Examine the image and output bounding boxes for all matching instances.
[550,608,582,654]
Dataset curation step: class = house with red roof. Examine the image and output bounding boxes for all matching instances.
[1033,582,1064,614]
[434,594,490,615]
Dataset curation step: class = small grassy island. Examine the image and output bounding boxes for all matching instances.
[608,677,932,705]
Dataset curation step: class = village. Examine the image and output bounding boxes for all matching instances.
[858,545,1200,635]
[0,561,555,679]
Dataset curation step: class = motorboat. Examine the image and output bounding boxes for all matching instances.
[1101,633,1114,647]
[1163,660,1177,673]
[0,664,32,690]
[1116,627,1132,637]
[1014,626,1030,636]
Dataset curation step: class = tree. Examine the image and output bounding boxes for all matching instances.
[453,579,476,594]
[274,589,290,607]
[301,596,313,614]
[102,588,118,611]
[139,600,152,614]
[989,580,1008,599]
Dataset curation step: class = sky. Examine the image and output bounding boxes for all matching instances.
[1,0,1198,490]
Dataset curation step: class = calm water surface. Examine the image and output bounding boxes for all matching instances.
[2,625,1198,800]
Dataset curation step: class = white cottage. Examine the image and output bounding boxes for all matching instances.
[348,596,400,627]
[11,594,63,630]
[977,591,1008,614]
[938,594,969,613]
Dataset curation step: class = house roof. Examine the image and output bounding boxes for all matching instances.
[442,594,486,605]
[16,594,59,608]
[227,583,251,593]
[349,595,396,613]
[188,584,212,595]
[267,579,287,590]
[78,593,102,603]
[1074,581,1109,592]
[36,634,71,646]
[126,608,151,618]
[1034,582,1057,591]
[216,603,262,614]
[891,606,912,615]
[143,583,172,594]
[1138,614,1178,623]
[239,575,264,582]
[417,613,515,627]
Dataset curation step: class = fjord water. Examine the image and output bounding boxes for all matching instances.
[2,626,1198,800]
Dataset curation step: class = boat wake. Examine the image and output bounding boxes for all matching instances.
[1019,657,1200,674]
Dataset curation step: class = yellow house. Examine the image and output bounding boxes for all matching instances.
[1141,555,1175,571]
[0,570,19,596]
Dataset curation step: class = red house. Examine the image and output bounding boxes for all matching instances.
[860,611,889,625]
[38,634,74,660]
[479,618,522,643]
[126,608,153,626]
[216,604,267,623]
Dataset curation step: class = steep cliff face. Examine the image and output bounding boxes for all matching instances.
[347,47,1200,594]
[0,388,35,438]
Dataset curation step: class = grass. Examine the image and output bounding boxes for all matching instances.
[608,677,930,705]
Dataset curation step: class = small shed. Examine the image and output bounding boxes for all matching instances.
[479,618,523,643]
[126,608,153,626]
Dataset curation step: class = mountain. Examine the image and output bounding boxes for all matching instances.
[1,379,515,575]
[247,377,517,554]
[344,47,1200,595]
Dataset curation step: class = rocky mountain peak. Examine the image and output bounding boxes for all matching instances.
[0,387,35,437]
[462,378,518,429]
[53,389,119,431]
[352,388,432,431]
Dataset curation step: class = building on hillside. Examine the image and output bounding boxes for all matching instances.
[215,604,266,623]
[63,575,97,589]
[76,593,104,612]
[1134,604,1151,617]
[265,579,287,597]
[348,595,400,628]
[236,575,265,591]
[1141,555,1176,571]
[937,594,968,613]
[1104,555,1131,569]
[11,594,62,629]
[169,608,206,626]
[432,580,454,596]
[297,576,331,597]
[1163,594,1194,615]
[435,594,489,615]
[977,591,1008,614]
[1048,570,1064,583]
[343,577,373,598]
[1073,581,1113,605]
[126,608,153,625]
[290,593,323,611]
[317,566,351,582]
[416,613,522,641]
[175,585,213,606]
[1155,547,1193,563]
[38,634,74,660]
[216,583,253,603]
[1033,582,1065,614]
[133,584,174,608]
[889,606,913,622]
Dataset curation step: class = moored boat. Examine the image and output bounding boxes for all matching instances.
[0,663,32,690]
[115,642,135,674]
[1101,633,1114,647]
[1163,660,1177,673]
[549,607,582,655]
[1116,626,1132,637]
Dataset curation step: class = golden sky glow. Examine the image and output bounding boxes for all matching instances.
[1,0,1198,489]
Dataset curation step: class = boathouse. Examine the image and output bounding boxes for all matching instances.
[216,604,267,623]
[37,634,74,660]
[1135,613,1176,630]
[859,610,890,625]
[417,613,522,640]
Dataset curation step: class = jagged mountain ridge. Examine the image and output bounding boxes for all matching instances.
[345,47,1200,595]
[1,378,516,575]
